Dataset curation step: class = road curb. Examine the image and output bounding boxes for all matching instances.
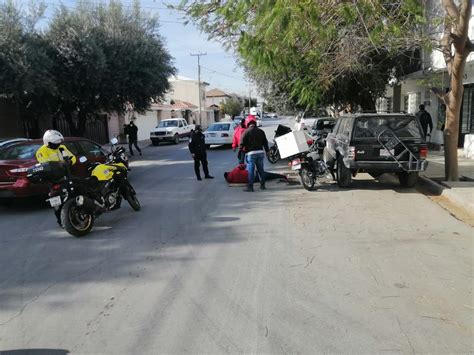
[417,175,444,195]
[417,175,474,225]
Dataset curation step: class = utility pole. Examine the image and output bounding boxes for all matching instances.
[190,52,207,126]
[248,86,251,114]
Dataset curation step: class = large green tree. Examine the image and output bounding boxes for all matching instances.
[180,0,425,111]
[0,1,55,115]
[45,1,175,135]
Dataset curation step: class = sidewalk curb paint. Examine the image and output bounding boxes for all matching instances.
[417,175,474,226]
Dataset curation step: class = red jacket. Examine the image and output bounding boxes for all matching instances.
[245,114,257,127]
[232,125,246,149]
[225,164,249,183]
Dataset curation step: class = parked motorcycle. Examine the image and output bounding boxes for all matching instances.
[289,140,334,191]
[267,124,292,164]
[27,138,140,237]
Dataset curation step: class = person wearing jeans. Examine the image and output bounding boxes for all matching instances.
[239,119,269,192]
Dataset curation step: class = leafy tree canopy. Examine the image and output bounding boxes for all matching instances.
[220,97,243,118]
[180,0,426,111]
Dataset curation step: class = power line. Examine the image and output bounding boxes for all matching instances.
[200,65,242,80]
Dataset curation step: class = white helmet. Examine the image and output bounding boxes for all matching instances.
[250,107,257,115]
[43,130,64,146]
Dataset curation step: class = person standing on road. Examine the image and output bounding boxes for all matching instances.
[239,119,269,192]
[232,118,247,164]
[125,121,142,156]
[189,125,214,181]
[416,104,433,139]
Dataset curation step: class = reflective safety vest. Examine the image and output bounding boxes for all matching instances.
[35,144,77,165]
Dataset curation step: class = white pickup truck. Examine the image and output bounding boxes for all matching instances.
[150,118,195,146]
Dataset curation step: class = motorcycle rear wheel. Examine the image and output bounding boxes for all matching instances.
[267,146,280,164]
[60,199,94,237]
[299,167,316,191]
[122,182,141,211]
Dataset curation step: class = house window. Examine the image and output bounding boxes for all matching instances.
[386,97,392,113]
[461,84,474,133]
[403,95,409,112]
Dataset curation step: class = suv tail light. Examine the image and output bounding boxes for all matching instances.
[348,146,356,160]
[306,139,314,145]
[420,146,428,158]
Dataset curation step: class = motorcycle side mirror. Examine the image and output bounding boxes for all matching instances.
[110,137,118,145]
[79,156,87,163]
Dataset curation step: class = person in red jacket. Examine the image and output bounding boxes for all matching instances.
[245,107,258,127]
[232,118,247,163]
[224,164,287,184]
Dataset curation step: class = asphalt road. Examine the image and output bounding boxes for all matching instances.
[0,118,472,354]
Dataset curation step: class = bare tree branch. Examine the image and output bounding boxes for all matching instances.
[442,0,460,21]
[441,19,454,76]
[430,86,448,104]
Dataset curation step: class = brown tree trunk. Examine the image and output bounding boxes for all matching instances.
[444,52,468,181]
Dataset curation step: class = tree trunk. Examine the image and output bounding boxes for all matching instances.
[444,52,468,181]
[77,110,88,137]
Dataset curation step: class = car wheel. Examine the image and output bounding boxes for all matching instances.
[398,172,418,188]
[336,156,352,188]
[152,140,160,146]
[174,134,180,144]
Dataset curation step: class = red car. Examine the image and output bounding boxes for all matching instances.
[0,137,108,200]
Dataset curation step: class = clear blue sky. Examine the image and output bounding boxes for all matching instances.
[36,0,257,98]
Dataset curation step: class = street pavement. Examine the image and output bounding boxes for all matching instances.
[0,118,472,354]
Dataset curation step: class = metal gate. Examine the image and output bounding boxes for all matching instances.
[53,114,109,144]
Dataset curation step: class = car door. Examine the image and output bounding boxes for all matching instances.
[335,118,351,156]
[178,120,185,136]
[325,119,341,159]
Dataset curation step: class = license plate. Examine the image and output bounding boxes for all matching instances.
[291,164,301,170]
[48,196,62,207]
[209,133,216,137]
[380,149,394,157]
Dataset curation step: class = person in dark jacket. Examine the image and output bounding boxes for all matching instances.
[188,125,214,181]
[124,121,141,156]
[239,119,269,191]
[416,104,433,139]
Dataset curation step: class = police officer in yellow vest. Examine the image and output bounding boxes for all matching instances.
[36,130,77,165]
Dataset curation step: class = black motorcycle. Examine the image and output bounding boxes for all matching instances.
[267,124,292,164]
[288,141,334,191]
[27,139,140,237]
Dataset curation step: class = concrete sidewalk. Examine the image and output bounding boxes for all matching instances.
[418,149,474,224]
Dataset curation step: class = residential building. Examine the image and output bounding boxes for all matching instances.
[206,88,231,108]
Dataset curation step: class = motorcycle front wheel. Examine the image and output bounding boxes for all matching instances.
[122,182,141,211]
[299,166,316,191]
[60,199,94,237]
[267,146,280,164]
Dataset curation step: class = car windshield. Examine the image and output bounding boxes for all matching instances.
[207,124,230,131]
[158,120,178,128]
[0,144,42,160]
[354,116,422,139]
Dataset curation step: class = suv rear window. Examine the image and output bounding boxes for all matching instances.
[354,116,421,139]
[0,144,42,160]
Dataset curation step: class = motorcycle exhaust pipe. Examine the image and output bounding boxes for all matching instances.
[75,195,105,212]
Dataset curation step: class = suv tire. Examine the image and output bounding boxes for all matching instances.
[398,172,418,188]
[174,134,180,144]
[337,156,352,188]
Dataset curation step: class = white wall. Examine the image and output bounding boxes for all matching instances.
[133,111,159,141]
[166,79,208,109]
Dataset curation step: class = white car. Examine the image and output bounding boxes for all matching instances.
[204,122,237,147]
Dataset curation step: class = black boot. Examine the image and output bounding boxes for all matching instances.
[243,185,254,192]
[260,183,266,190]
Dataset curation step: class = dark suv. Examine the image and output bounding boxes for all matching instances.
[324,113,428,188]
